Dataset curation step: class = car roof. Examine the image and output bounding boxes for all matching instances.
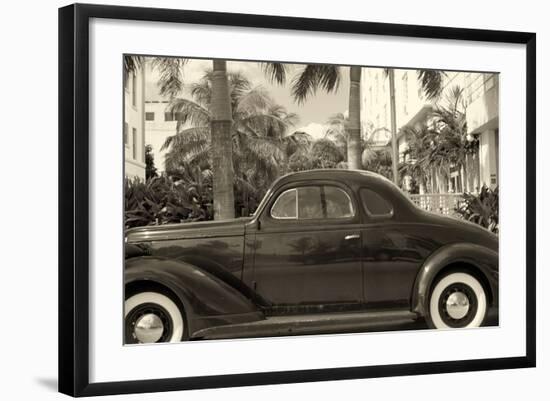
[274,169,396,189]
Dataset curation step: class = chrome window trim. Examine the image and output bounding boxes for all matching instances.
[270,188,298,219]
[322,185,355,219]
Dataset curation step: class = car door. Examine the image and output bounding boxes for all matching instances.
[359,187,427,309]
[251,182,364,311]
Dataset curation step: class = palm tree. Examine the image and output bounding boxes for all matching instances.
[291,64,363,170]
[209,60,235,219]
[162,70,303,216]
[288,137,344,172]
[324,112,348,160]
[399,85,476,193]
[385,68,446,186]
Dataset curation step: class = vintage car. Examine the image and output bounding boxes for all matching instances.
[124,169,499,344]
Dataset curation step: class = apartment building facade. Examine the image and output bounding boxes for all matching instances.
[124,67,146,180]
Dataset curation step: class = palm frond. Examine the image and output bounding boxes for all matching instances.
[417,69,445,100]
[124,55,144,76]
[161,126,210,151]
[151,57,188,98]
[260,62,288,85]
[166,98,211,129]
[291,64,341,103]
[235,86,273,115]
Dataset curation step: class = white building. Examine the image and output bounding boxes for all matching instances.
[144,67,178,174]
[124,67,146,180]
[360,68,499,194]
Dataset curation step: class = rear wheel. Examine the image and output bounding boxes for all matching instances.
[125,291,185,344]
[427,272,487,329]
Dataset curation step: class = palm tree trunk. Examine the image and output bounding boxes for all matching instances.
[210,60,235,220]
[388,69,399,186]
[346,66,362,170]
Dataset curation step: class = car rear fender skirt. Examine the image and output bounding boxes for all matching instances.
[411,243,499,317]
[125,257,265,335]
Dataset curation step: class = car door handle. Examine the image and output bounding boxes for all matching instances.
[344,234,361,241]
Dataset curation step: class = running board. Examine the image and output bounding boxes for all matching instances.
[192,310,418,340]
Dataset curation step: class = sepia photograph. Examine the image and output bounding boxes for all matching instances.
[123,55,499,345]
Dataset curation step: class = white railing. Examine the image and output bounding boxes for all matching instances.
[409,193,464,216]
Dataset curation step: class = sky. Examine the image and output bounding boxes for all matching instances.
[146,57,350,139]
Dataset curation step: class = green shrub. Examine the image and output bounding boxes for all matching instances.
[124,175,212,228]
[455,186,499,234]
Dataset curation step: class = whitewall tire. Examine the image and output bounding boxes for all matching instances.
[428,272,487,329]
[125,291,185,344]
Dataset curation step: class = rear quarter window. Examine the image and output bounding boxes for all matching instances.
[360,188,393,217]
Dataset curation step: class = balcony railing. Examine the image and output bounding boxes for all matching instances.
[408,193,464,216]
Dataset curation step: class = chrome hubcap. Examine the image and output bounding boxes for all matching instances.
[134,313,164,343]
[446,291,470,320]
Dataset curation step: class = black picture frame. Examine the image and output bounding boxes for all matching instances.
[58,3,536,397]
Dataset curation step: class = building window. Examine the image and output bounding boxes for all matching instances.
[132,128,137,160]
[131,71,137,107]
[145,112,155,121]
[124,123,128,146]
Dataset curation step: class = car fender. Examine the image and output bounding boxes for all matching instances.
[411,242,499,316]
[125,256,265,337]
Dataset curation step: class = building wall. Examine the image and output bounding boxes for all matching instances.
[360,68,429,141]
[145,101,178,173]
[143,63,179,173]
[124,67,146,180]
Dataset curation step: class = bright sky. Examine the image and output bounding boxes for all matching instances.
[147,57,350,139]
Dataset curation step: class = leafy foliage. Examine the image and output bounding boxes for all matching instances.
[399,86,478,192]
[124,175,212,228]
[145,144,158,180]
[362,145,393,179]
[455,186,499,234]
[288,138,344,171]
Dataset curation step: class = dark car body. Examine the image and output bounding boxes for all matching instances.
[125,170,499,339]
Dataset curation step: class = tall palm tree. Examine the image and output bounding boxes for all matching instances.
[347,66,362,169]
[162,70,302,215]
[291,64,362,170]
[209,60,235,219]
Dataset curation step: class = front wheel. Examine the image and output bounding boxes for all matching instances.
[427,272,487,329]
[125,291,185,344]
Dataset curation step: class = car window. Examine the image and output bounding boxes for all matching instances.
[360,188,393,217]
[271,188,297,218]
[271,186,354,220]
[323,186,354,218]
[298,186,323,219]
